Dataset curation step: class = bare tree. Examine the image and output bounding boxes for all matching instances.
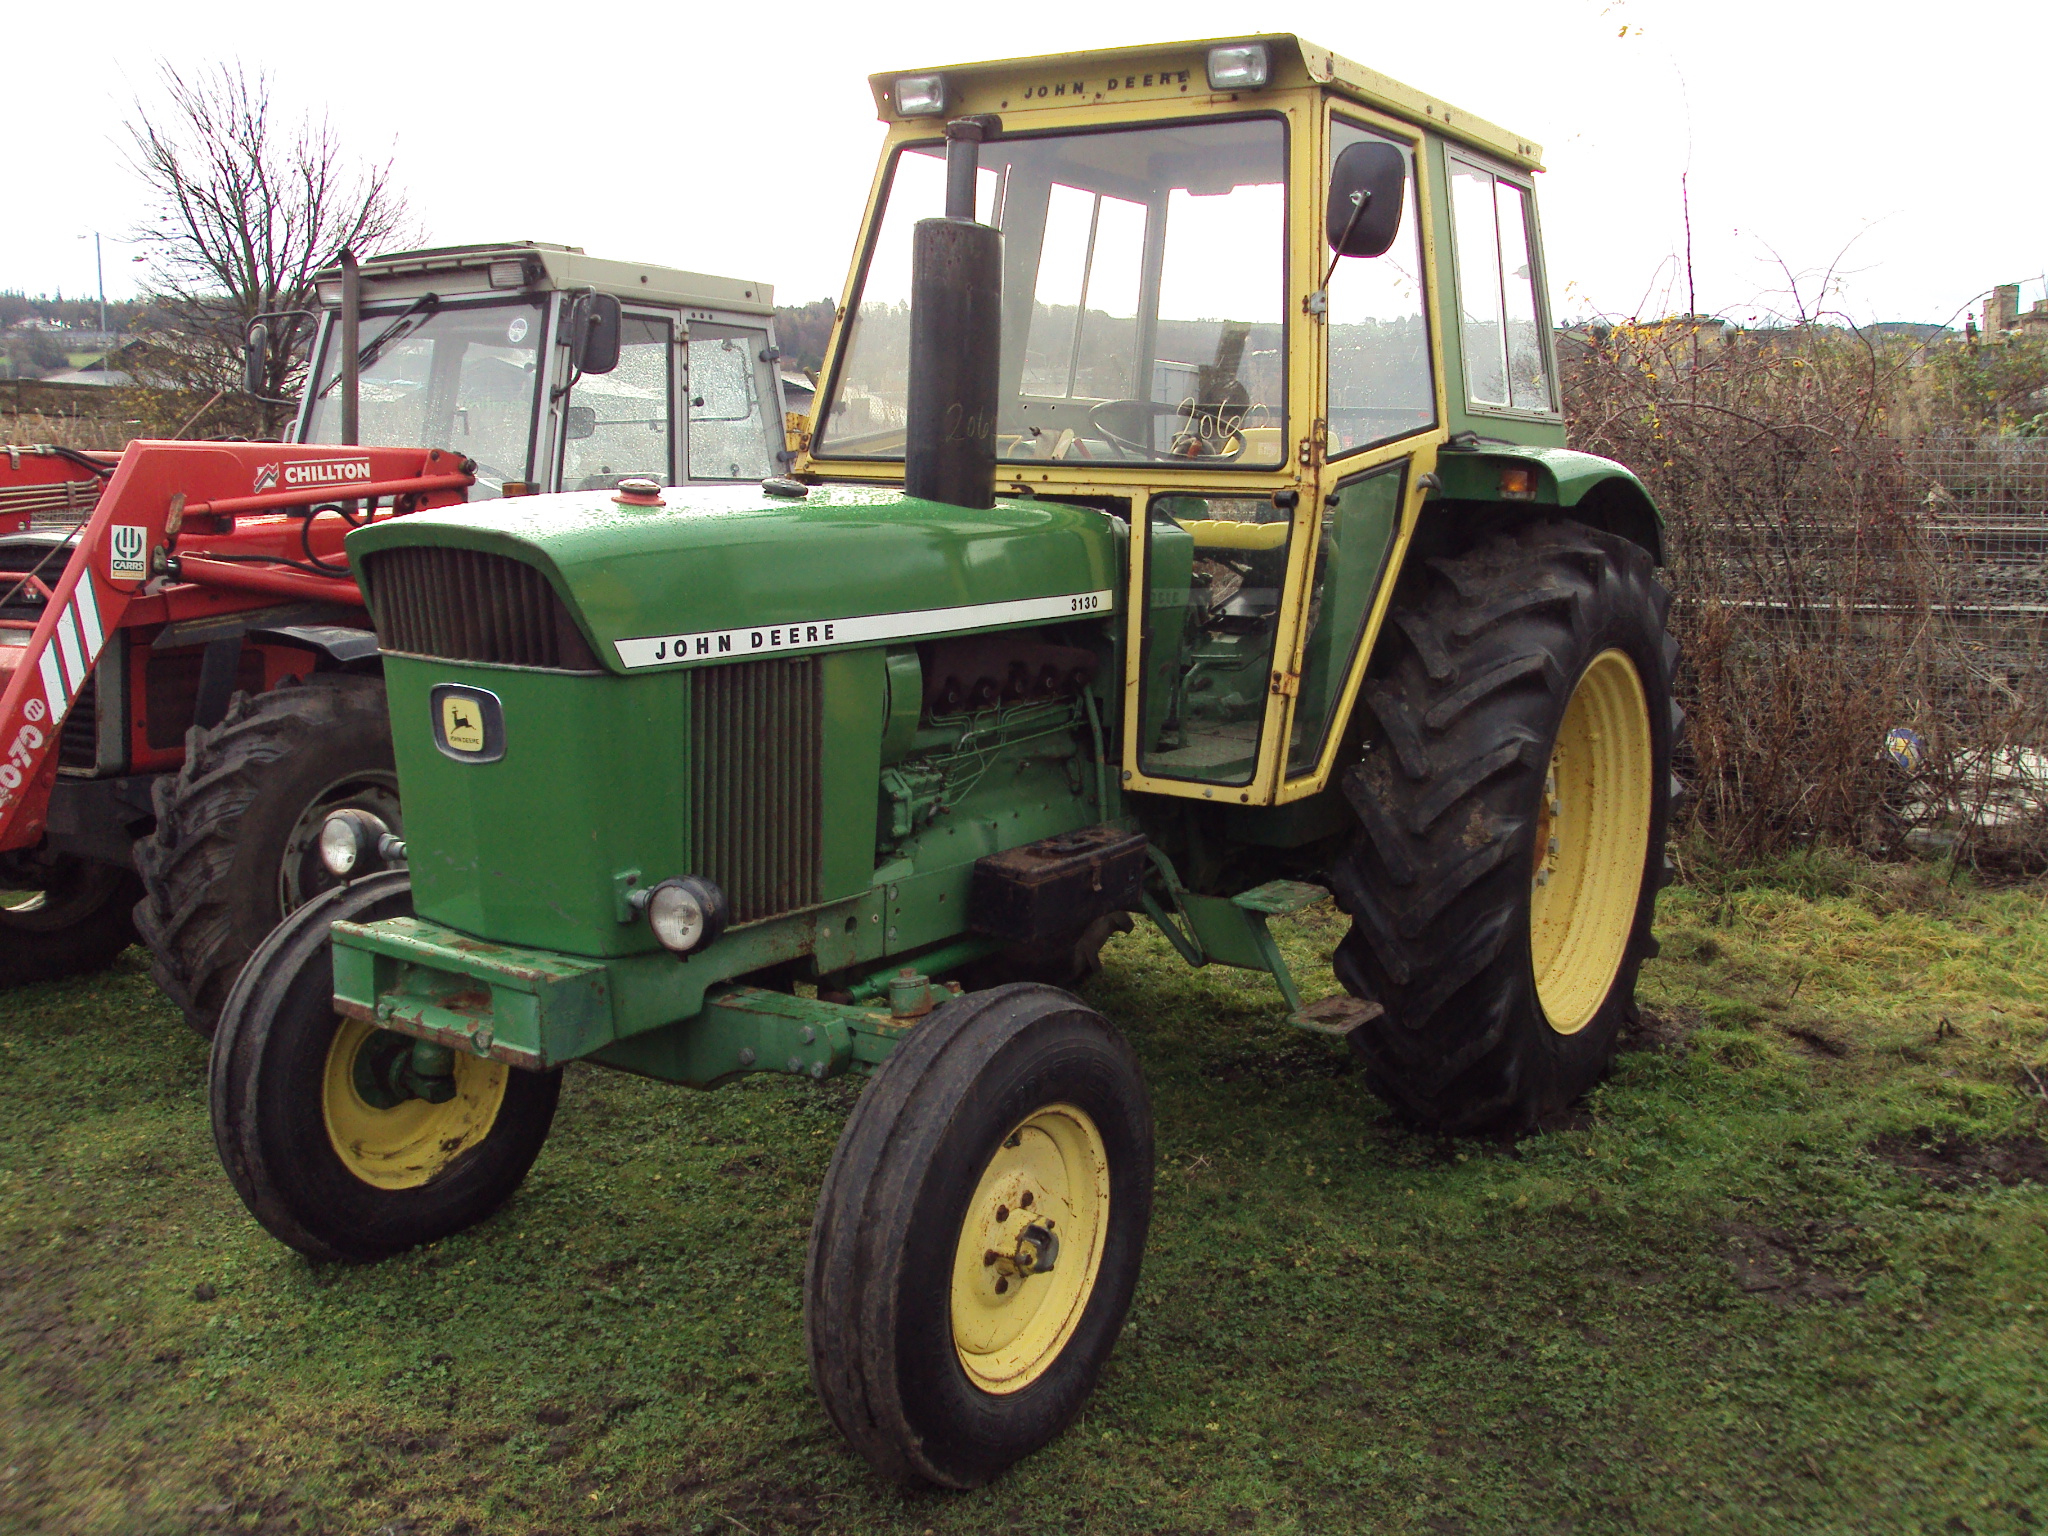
[124,61,415,435]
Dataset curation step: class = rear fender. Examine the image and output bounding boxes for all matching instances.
[1431,446,1663,564]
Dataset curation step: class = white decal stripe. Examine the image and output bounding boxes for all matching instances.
[611,589,1117,670]
[39,645,68,717]
[74,578,103,658]
[56,608,85,693]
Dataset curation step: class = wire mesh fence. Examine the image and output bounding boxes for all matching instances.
[1563,322,2048,867]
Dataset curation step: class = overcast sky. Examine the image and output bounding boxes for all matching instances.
[10,0,2042,328]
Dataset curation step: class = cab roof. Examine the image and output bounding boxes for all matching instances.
[867,33,1542,171]
[316,241,776,315]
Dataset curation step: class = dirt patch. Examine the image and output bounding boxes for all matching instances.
[1869,1129,2048,1189]
[1779,1022,1852,1059]
[705,1479,833,1533]
[1717,1221,1865,1306]
[1206,1041,1354,1087]
[1619,1006,1701,1054]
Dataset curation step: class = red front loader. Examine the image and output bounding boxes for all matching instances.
[0,442,469,1019]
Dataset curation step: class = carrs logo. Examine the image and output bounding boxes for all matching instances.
[283,459,373,488]
[109,524,149,581]
[253,462,279,493]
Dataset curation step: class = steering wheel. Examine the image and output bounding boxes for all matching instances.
[1085,399,1249,462]
[1086,393,1251,462]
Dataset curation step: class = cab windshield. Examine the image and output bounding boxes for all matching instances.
[820,116,1287,469]
[303,298,544,496]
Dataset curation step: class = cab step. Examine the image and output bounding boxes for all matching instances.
[1231,879,1331,916]
[1288,995,1384,1039]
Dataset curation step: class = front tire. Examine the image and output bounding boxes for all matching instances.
[209,870,560,1262]
[805,984,1153,1487]
[1330,520,1678,1133]
[136,675,401,1036]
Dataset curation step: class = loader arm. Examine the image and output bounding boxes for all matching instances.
[0,440,471,853]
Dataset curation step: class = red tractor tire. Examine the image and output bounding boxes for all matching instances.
[135,675,400,1037]
[0,855,142,987]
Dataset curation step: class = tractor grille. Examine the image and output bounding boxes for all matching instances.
[58,673,96,768]
[691,658,822,923]
[361,547,600,671]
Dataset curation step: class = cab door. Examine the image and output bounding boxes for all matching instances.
[683,314,786,481]
[1274,106,1446,801]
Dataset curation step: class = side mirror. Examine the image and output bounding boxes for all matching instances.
[1325,141,1408,259]
[567,292,622,375]
[564,404,597,441]
[243,321,269,395]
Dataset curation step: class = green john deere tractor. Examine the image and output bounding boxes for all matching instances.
[210,35,1679,1487]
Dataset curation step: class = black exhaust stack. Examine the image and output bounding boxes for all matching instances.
[905,116,1001,510]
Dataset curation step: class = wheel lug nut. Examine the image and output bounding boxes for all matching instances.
[1019,1190,1033,1209]
[994,1278,1009,1295]
[983,1250,997,1266]
[995,1205,1009,1222]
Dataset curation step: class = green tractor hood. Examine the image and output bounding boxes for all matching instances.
[346,482,1122,670]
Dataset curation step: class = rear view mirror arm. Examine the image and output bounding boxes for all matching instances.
[1306,189,1374,315]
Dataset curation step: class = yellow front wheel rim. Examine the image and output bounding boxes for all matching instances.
[1529,649,1654,1035]
[322,1018,509,1190]
[950,1104,1110,1395]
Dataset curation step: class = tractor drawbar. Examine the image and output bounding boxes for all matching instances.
[904,115,1001,511]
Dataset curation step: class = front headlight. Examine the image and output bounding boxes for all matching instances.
[318,809,392,878]
[630,876,729,956]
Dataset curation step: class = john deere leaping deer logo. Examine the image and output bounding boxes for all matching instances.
[441,696,485,754]
[429,684,503,762]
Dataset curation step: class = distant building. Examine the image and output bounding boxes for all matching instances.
[1984,284,2048,340]
[41,367,134,386]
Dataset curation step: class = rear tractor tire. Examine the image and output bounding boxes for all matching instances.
[136,675,402,1036]
[806,984,1153,1487]
[209,871,561,1263]
[1330,520,1679,1134]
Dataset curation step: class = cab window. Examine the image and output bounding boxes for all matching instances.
[1450,158,1553,413]
[1326,121,1433,454]
[304,298,544,496]
[687,323,777,481]
[1286,462,1405,775]
[822,116,1288,469]
[560,312,673,490]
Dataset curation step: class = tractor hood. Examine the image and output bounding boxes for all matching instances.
[347,482,1121,674]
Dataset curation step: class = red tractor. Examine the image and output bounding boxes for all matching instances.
[0,241,792,1029]
[0,442,471,1005]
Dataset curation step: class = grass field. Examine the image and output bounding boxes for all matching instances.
[3,852,2045,1536]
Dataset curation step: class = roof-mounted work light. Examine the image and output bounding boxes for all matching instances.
[1205,43,1272,91]
[893,74,951,116]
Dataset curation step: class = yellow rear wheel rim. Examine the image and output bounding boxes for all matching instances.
[1529,649,1653,1035]
[322,1018,509,1190]
[950,1104,1110,1395]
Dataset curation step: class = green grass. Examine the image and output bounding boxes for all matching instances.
[3,857,2045,1535]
